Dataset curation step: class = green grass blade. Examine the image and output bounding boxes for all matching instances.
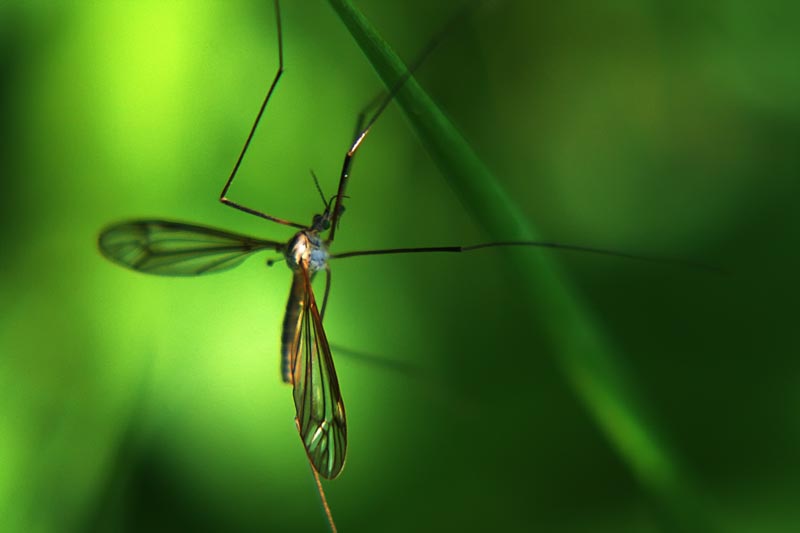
[328,0,718,530]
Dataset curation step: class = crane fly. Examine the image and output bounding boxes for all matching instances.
[98,1,712,531]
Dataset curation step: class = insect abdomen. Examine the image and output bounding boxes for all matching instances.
[280,272,305,383]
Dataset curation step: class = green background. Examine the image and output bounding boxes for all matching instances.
[2,1,799,532]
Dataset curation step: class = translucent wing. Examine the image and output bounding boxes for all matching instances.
[285,266,347,479]
[98,220,283,276]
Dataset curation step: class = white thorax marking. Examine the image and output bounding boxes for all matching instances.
[286,230,329,274]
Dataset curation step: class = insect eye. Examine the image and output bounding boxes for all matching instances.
[312,213,332,230]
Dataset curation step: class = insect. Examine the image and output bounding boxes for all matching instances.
[98,1,708,531]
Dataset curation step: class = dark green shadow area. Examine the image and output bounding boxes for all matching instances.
[328,0,719,530]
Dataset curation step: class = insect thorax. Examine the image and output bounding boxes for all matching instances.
[285,230,329,274]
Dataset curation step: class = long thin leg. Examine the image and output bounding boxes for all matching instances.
[297,419,338,533]
[326,91,384,213]
[320,266,332,321]
[330,242,720,272]
[219,0,306,230]
[329,342,423,379]
[351,91,385,143]
[326,4,473,242]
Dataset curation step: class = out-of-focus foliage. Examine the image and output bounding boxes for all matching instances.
[1,1,798,532]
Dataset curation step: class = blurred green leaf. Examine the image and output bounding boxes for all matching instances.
[328,0,720,530]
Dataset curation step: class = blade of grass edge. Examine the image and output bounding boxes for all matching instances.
[327,0,717,530]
